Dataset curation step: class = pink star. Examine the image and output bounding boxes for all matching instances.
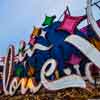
[58,11,86,34]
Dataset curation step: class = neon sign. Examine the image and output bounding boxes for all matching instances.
[1,35,99,96]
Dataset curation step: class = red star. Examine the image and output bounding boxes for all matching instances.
[58,12,86,34]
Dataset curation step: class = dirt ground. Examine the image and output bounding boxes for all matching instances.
[0,86,100,100]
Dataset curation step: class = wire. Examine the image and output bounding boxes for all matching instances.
[58,5,70,21]
[91,0,100,6]
[95,3,100,10]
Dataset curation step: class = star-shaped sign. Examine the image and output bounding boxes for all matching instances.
[58,11,86,34]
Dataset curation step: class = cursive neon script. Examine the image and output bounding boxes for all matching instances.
[2,35,100,96]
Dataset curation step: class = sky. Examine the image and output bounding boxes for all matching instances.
[0,0,100,56]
